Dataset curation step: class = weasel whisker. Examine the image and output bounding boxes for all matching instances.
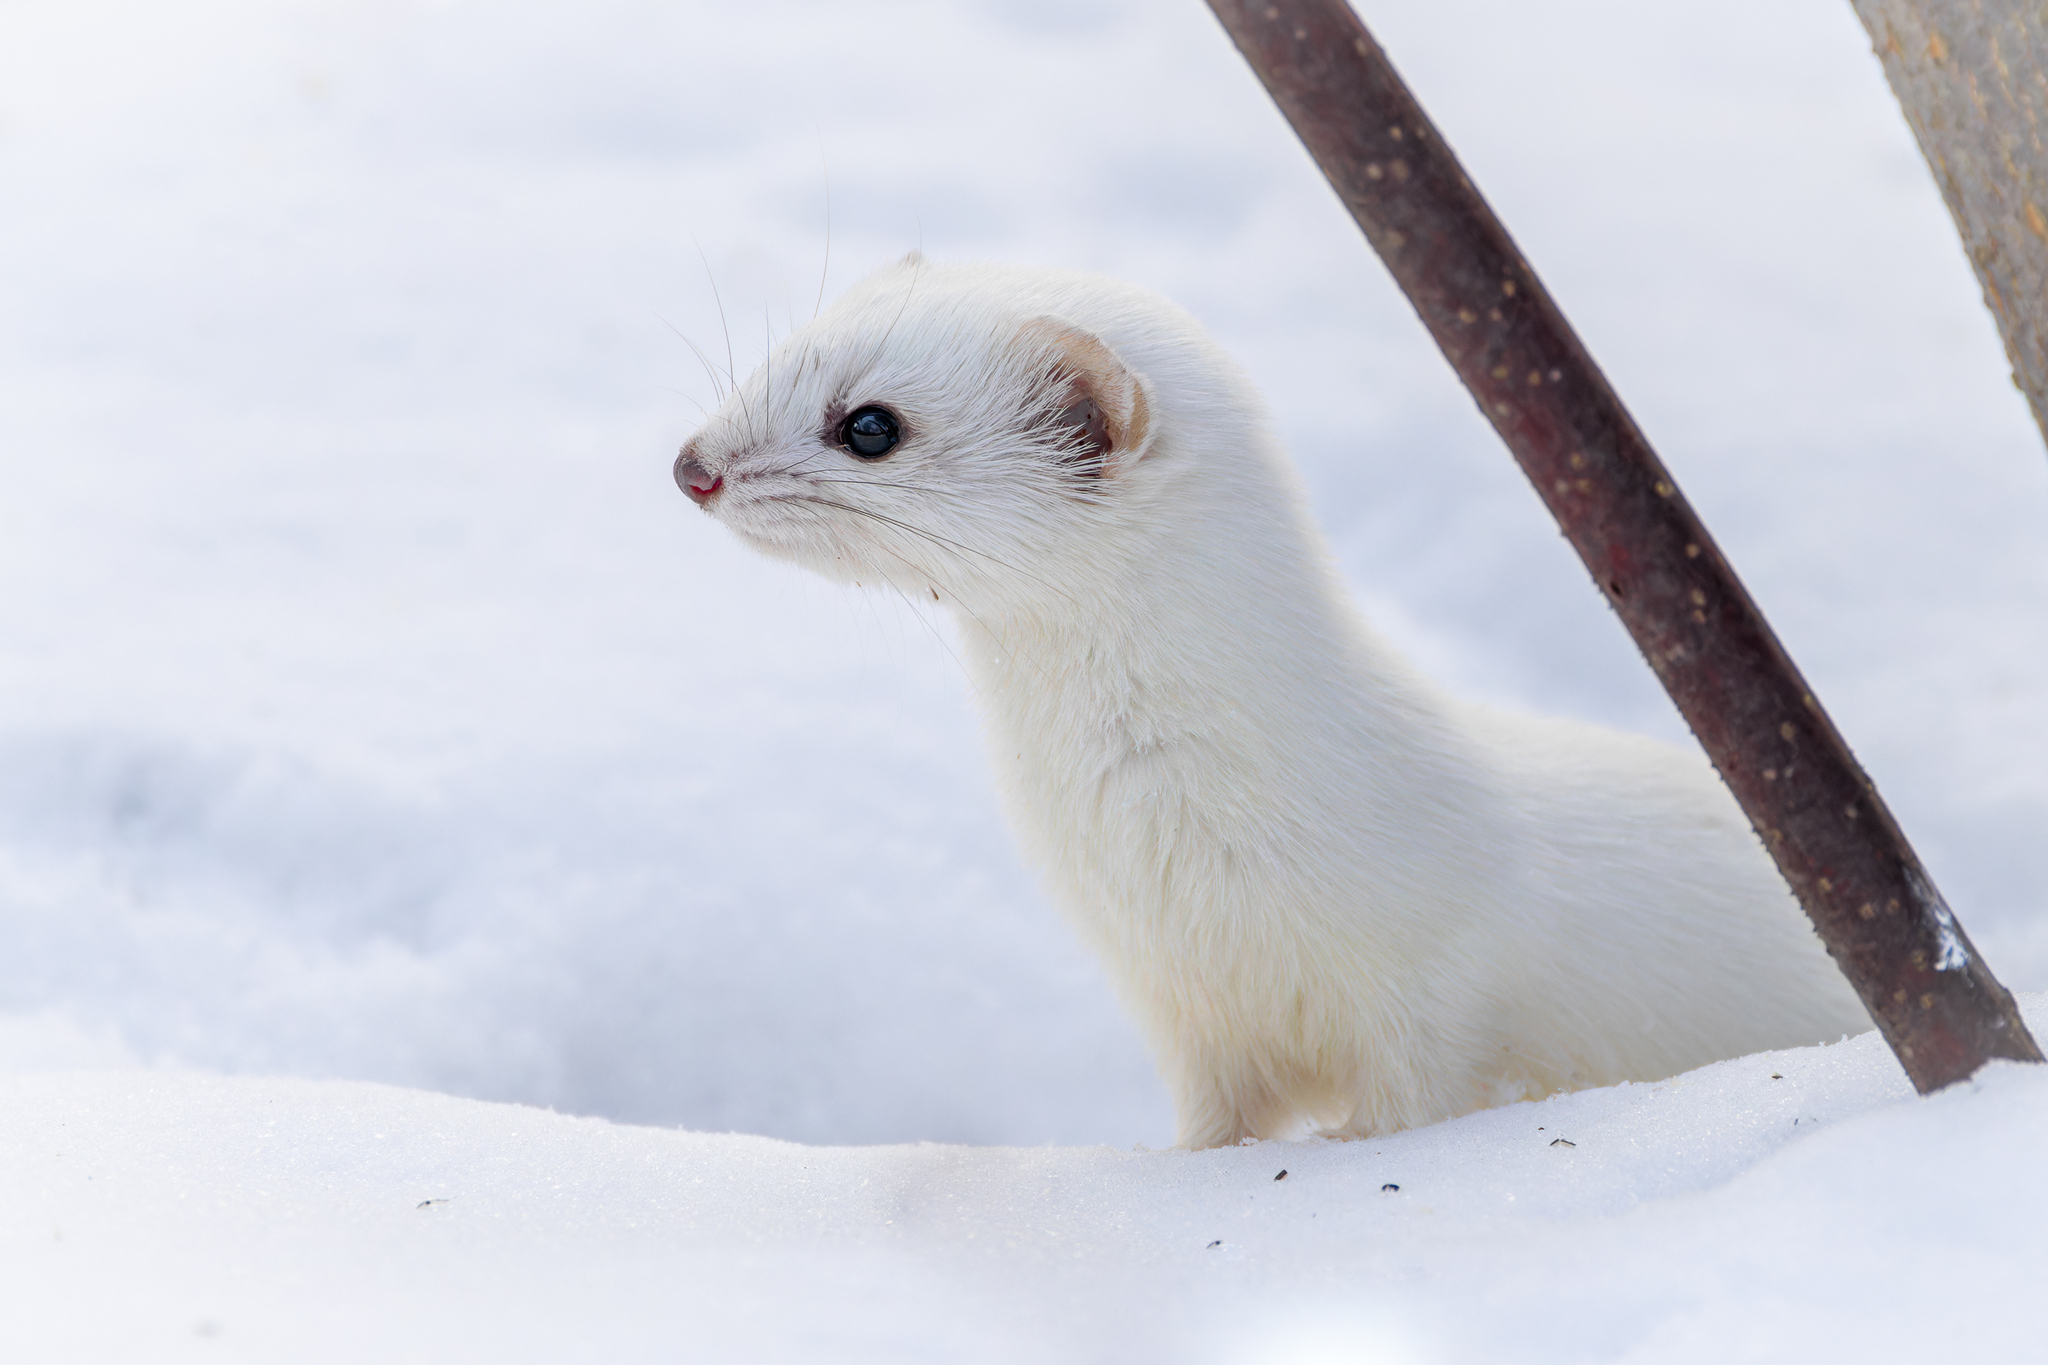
[694,238,751,443]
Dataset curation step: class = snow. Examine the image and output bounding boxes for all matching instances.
[8,1003,2047,1362]
[3,0,2047,1357]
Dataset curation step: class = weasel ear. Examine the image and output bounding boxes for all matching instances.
[897,248,926,268]
[1018,316,1156,477]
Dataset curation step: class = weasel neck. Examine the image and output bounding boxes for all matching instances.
[949,473,1459,775]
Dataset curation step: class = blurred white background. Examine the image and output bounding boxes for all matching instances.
[1,0,2042,1146]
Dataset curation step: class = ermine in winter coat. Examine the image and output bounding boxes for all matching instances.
[674,255,1869,1148]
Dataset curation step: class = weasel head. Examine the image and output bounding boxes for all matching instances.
[674,255,1178,616]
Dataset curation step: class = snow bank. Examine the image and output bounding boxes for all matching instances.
[6,1000,2045,1362]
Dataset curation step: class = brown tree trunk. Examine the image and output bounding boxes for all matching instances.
[1850,1,2048,448]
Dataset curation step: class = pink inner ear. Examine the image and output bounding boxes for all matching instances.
[1057,393,1113,475]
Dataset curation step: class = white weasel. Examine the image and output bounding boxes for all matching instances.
[675,254,1869,1148]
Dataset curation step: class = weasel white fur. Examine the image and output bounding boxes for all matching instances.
[674,255,1870,1148]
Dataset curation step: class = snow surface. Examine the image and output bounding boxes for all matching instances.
[7,1001,2047,1362]
[4,0,2048,1357]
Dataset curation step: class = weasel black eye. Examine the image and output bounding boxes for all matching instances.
[840,406,900,459]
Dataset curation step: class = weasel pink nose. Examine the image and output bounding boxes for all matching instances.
[674,453,724,506]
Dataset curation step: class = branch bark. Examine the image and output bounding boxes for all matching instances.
[1203,0,2043,1091]
[1851,1,2048,448]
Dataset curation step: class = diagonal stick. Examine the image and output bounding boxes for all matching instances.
[1203,0,2040,1089]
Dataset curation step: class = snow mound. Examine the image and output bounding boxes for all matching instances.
[6,997,2044,1363]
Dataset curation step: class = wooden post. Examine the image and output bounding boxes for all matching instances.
[1850,1,2048,451]
[1203,0,2042,1090]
